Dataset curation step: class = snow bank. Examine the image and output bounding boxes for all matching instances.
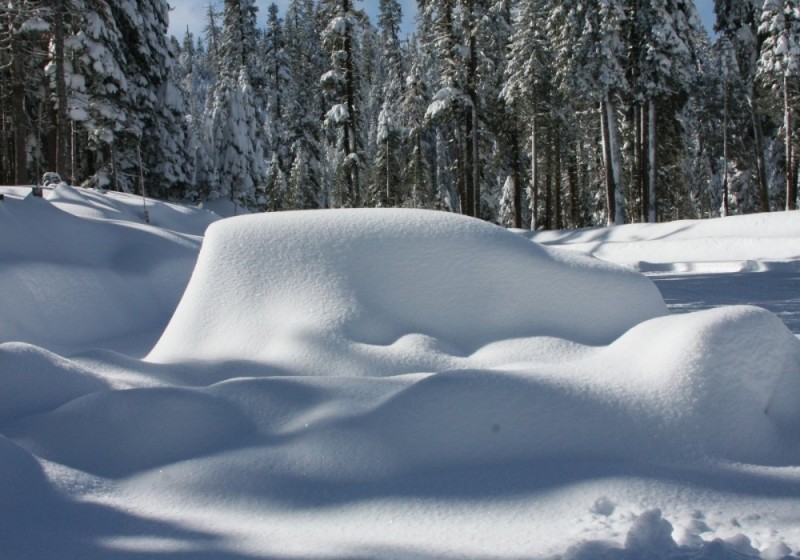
[2,196,800,558]
[148,209,667,371]
[47,183,219,236]
[0,186,208,354]
[528,212,800,272]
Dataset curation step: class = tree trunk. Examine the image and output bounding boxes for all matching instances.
[749,94,769,212]
[600,97,616,226]
[640,103,649,222]
[11,26,28,185]
[343,0,360,207]
[530,117,538,230]
[464,107,474,217]
[554,130,562,230]
[567,141,578,228]
[511,128,522,229]
[722,80,729,217]
[544,129,553,230]
[647,98,657,222]
[785,73,796,210]
[53,0,69,180]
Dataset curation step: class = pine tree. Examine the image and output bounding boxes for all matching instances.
[502,0,555,229]
[285,0,325,207]
[367,0,405,207]
[715,0,771,211]
[263,3,292,180]
[554,0,628,226]
[320,0,365,207]
[399,55,434,209]
[758,0,800,210]
[209,0,266,207]
[631,0,703,222]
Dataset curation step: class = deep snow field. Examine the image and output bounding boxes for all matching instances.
[1,183,800,560]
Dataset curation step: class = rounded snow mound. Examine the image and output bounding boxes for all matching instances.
[148,209,667,373]
[9,387,254,477]
[0,342,107,420]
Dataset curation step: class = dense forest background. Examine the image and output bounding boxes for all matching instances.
[1,0,799,228]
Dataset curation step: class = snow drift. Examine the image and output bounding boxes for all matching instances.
[2,189,800,559]
[0,184,211,354]
[528,211,800,273]
[148,209,667,371]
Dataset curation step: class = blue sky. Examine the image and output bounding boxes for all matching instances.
[168,0,716,42]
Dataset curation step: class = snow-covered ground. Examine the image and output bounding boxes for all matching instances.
[1,184,799,560]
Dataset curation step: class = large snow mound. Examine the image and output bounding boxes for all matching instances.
[148,209,667,371]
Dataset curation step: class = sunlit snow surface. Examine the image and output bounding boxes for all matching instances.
[1,184,800,559]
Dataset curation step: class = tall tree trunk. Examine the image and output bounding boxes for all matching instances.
[785,73,796,210]
[600,96,617,226]
[640,103,649,222]
[722,80,729,217]
[464,0,479,218]
[567,141,578,228]
[544,129,553,230]
[749,94,769,212]
[647,97,657,222]
[554,130,562,230]
[53,0,69,180]
[343,0,359,207]
[511,128,522,228]
[11,28,28,185]
[530,117,538,230]
[464,108,475,217]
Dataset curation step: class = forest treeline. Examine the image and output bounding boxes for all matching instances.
[1,0,798,228]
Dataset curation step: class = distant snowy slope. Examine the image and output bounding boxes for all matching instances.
[47,183,219,236]
[0,185,218,354]
[528,212,800,272]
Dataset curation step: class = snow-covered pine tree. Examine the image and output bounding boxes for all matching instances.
[399,54,434,209]
[367,0,405,207]
[472,0,513,223]
[422,0,470,214]
[262,3,292,183]
[320,0,365,207]
[110,0,192,198]
[554,0,628,226]
[285,0,324,208]
[63,0,130,189]
[1,0,50,184]
[209,0,266,208]
[758,0,800,210]
[715,0,771,211]
[630,0,703,222]
[502,0,556,229]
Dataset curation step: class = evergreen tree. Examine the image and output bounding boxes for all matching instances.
[502,0,556,228]
[320,0,365,207]
[715,0,771,211]
[285,0,324,207]
[631,0,703,222]
[208,0,266,207]
[399,55,434,209]
[263,3,292,179]
[758,0,800,210]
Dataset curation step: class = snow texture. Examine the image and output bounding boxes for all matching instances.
[1,185,800,559]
